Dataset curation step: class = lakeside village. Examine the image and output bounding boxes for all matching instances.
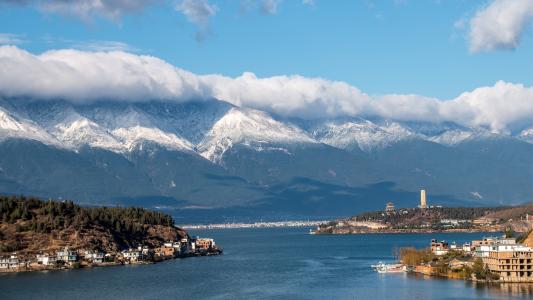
[375,233,533,283]
[0,236,222,273]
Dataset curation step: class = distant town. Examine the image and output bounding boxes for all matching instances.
[181,220,328,230]
[312,189,533,234]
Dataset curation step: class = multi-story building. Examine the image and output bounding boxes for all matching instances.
[430,239,449,256]
[155,246,175,258]
[56,247,78,265]
[0,255,20,269]
[82,251,105,263]
[122,248,142,262]
[474,237,516,258]
[462,243,473,253]
[195,238,216,250]
[483,244,533,282]
[36,253,57,266]
[472,218,496,227]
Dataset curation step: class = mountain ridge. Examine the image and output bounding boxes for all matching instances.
[1,97,533,221]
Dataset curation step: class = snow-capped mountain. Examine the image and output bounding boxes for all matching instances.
[198,107,316,162]
[4,97,533,158]
[1,99,320,162]
[2,97,533,216]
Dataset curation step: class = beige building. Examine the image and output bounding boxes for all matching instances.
[195,238,215,250]
[483,244,533,282]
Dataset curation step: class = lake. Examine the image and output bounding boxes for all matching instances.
[1,228,532,299]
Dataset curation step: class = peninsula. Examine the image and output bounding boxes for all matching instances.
[312,190,533,234]
[390,231,533,283]
[0,195,221,273]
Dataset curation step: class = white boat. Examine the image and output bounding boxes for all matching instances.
[371,262,384,270]
[372,262,406,273]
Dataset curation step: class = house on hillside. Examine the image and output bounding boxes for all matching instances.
[122,246,150,262]
[0,255,21,270]
[196,238,216,251]
[82,250,105,264]
[56,247,78,265]
[36,253,57,266]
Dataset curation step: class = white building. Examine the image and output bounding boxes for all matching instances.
[83,251,105,263]
[122,249,142,262]
[36,254,57,266]
[462,243,472,253]
[476,245,492,258]
[141,246,150,256]
[439,219,471,227]
[475,238,517,258]
[0,255,20,269]
[56,247,78,264]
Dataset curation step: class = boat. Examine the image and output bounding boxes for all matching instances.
[372,262,406,273]
[371,261,384,270]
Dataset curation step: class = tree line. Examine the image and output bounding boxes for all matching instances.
[0,195,175,238]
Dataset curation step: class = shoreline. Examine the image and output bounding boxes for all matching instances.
[311,228,502,235]
[0,249,223,274]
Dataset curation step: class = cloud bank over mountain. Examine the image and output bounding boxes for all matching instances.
[2,45,533,132]
[468,0,533,52]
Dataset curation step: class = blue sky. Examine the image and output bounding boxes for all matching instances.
[2,0,533,100]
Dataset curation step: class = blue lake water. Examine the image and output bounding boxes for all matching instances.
[1,228,532,299]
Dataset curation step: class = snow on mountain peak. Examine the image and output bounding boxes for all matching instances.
[428,130,474,146]
[0,107,61,146]
[198,107,315,162]
[313,119,415,152]
[52,115,123,151]
[112,125,194,152]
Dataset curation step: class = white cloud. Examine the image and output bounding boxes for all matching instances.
[0,33,25,45]
[175,0,217,40]
[71,40,140,52]
[176,0,217,27]
[3,46,533,132]
[39,0,159,21]
[240,0,283,15]
[0,46,208,102]
[203,72,373,119]
[468,0,533,52]
[441,81,533,131]
[261,0,280,14]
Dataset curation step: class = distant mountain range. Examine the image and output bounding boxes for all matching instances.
[1,97,533,222]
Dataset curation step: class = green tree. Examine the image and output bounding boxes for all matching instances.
[472,258,486,280]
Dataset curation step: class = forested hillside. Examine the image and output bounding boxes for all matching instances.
[0,195,186,256]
